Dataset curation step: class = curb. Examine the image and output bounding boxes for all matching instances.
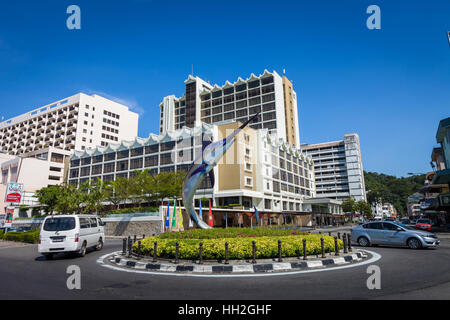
[105,251,368,274]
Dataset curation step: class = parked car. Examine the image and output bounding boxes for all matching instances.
[351,221,439,249]
[38,215,105,260]
[416,218,432,231]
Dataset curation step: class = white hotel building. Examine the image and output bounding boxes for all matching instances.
[0,93,139,155]
[0,93,139,217]
[301,133,367,201]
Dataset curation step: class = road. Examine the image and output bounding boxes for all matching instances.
[1,238,450,300]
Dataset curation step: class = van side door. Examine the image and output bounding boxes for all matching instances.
[79,217,91,246]
[88,217,99,246]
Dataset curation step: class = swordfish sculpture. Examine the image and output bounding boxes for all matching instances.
[182,113,260,229]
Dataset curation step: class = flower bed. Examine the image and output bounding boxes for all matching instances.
[133,228,343,260]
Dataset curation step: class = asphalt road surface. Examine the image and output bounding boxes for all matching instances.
[1,238,450,300]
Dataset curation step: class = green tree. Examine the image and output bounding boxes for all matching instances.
[54,184,83,214]
[364,171,425,215]
[34,185,61,214]
[81,179,106,214]
[356,200,373,219]
[342,198,356,213]
[103,180,123,209]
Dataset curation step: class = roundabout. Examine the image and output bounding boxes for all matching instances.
[97,249,380,277]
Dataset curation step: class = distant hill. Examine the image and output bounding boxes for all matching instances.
[364,171,426,215]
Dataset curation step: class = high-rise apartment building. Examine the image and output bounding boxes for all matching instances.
[159,70,301,148]
[0,93,139,154]
[301,133,366,201]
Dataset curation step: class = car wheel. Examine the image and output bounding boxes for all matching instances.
[358,236,370,247]
[44,253,53,260]
[407,238,422,249]
[96,238,103,251]
[78,242,87,257]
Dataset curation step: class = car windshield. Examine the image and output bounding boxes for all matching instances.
[417,219,430,224]
[392,222,415,230]
[43,217,76,231]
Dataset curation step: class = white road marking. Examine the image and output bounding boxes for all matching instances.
[96,250,382,278]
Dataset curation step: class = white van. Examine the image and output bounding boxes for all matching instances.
[38,215,105,259]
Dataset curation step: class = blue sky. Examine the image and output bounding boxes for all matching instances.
[0,0,449,177]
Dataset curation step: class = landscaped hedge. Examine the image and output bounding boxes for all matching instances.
[133,228,343,260]
[2,229,40,244]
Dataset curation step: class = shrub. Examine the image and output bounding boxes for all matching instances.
[2,229,40,244]
[133,228,343,260]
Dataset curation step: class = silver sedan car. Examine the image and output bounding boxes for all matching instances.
[351,221,440,249]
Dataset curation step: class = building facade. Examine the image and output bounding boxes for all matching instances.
[68,121,316,214]
[301,133,366,201]
[0,147,72,217]
[0,93,139,154]
[159,70,301,148]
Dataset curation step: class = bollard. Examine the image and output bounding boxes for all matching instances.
[122,238,127,255]
[133,235,137,244]
[347,233,352,252]
[278,240,282,262]
[343,235,348,254]
[302,238,307,260]
[318,231,321,234]
[174,242,179,264]
[338,232,341,240]
[137,241,142,258]
[334,236,339,256]
[252,241,256,264]
[128,237,132,257]
[225,242,229,265]
[199,242,203,264]
[328,232,331,236]
[320,238,326,258]
[153,241,158,262]
[143,234,145,239]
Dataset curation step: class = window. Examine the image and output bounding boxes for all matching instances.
[160,153,173,165]
[130,158,143,169]
[366,222,383,230]
[103,162,115,173]
[116,160,128,171]
[89,218,98,228]
[43,217,76,231]
[145,144,158,154]
[79,218,90,229]
[92,165,102,175]
[245,177,253,187]
[117,150,129,159]
[382,223,399,231]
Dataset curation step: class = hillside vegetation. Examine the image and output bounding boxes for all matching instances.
[364,171,425,215]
